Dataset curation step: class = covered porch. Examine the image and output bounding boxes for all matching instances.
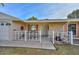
[11,21,68,49]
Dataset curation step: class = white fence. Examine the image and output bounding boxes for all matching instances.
[72,35,79,46]
[54,31,79,46]
[52,31,73,44]
[65,31,79,46]
[14,30,74,45]
[14,30,55,44]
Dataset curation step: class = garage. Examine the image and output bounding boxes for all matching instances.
[0,21,11,40]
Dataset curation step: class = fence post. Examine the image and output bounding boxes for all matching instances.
[70,31,73,45]
[14,31,16,41]
[25,31,27,42]
[39,30,41,43]
[17,31,19,40]
[52,31,54,44]
[29,31,30,41]
[48,30,50,38]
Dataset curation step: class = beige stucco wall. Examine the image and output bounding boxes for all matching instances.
[25,22,49,31]
[12,21,27,31]
[12,21,67,32]
[25,22,66,32]
[49,22,66,32]
[76,22,79,37]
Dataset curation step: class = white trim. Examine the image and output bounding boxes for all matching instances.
[52,31,54,44]
[25,31,27,42]
[70,31,73,45]
[39,30,41,43]
[24,20,67,23]
[76,22,78,37]
[24,19,79,23]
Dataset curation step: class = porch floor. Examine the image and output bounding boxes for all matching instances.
[0,39,56,50]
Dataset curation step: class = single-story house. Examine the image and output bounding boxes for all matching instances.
[0,12,78,41]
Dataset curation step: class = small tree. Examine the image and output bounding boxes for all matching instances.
[27,16,38,20]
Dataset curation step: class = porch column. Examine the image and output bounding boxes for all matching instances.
[76,22,79,37]
[39,30,41,43]
[70,31,73,45]
[52,31,55,44]
[25,30,27,42]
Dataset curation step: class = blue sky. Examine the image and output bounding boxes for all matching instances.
[0,3,79,20]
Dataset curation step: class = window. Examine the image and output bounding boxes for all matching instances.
[6,23,11,26]
[31,25,36,31]
[20,26,24,30]
[68,24,76,35]
[28,24,37,31]
[1,23,4,26]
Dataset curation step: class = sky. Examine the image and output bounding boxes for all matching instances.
[0,3,79,20]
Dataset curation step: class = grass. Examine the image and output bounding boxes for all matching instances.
[0,44,79,55]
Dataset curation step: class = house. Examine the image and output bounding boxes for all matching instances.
[0,12,78,41]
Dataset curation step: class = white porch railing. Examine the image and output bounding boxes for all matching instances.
[14,30,55,44]
[14,30,74,45]
[52,31,73,44]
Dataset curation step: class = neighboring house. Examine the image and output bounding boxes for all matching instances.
[0,12,78,41]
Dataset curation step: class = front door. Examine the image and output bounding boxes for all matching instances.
[68,24,76,35]
[41,25,49,37]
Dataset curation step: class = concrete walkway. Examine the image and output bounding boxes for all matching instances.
[0,40,56,50]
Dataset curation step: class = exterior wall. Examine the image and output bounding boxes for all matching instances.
[25,22,66,32]
[49,22,66,32]
[37,23,48,31]
[12,21,27,31]
[76,22,79,37]
[63,23,68,32]
[25,22,49,31]
[12,22,49,32]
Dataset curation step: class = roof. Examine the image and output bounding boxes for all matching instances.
[0,12,21,21]
[25,19,79,22]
